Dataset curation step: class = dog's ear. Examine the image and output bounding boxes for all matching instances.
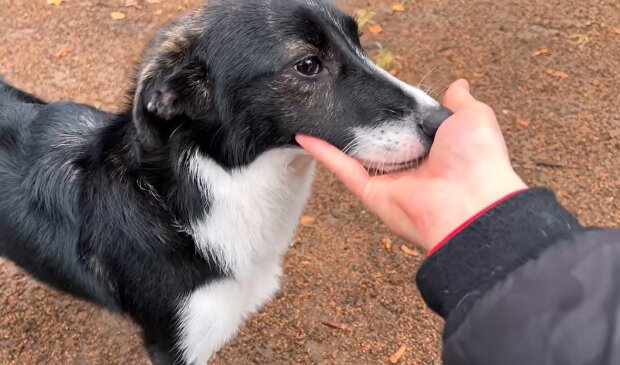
[139,61,210,121]
[132,16,209,150]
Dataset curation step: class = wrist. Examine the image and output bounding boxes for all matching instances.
[427,187,528,255]
[415,188,582,322]
[417,173,528,252]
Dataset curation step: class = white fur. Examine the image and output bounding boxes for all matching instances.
[349,118,427,171]
[178,148,316,364]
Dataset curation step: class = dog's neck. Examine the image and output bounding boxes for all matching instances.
[187,147,316,274]
[101,111,313,243]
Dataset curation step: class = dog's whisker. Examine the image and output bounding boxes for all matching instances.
[427,73,451,98]
[417,67,438,89]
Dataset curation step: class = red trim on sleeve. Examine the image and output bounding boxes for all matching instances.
[427,189,528,256]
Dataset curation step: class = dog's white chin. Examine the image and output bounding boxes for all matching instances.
[346,121,428,174]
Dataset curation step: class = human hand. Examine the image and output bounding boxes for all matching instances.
[296,79,527,252]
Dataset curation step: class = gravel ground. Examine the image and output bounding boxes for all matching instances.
[0,0,618,364]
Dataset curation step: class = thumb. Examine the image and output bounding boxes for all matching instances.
[442,79,477,112]
[296,135,370,197]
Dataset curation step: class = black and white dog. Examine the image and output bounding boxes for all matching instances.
[0,0,451,363]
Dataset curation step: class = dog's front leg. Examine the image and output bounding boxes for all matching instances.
[175,261,283,365]
[174,279,252,365]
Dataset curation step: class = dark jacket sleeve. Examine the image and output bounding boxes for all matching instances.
[415,187,620,365]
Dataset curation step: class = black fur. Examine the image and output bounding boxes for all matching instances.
[0,0,451,363]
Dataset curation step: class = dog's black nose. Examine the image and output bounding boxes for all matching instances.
[421,106,453,137]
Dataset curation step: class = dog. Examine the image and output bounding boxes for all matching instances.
[0,0,452,363]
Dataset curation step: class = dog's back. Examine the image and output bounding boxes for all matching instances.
[0,79,119,308]
[0,79,42,207]
[0,77,45,105]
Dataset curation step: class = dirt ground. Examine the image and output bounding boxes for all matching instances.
[0,0,618,364]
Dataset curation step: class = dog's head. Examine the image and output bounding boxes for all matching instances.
[133,0,452,173]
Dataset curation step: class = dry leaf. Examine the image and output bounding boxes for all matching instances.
[47,0,64,5]
[54,48,71,59]
[379,236,392,251]
[354,9,373,29]
[154,9,163,15]
[368,24,383,34]
[532,47,549,56]
[400,245,419,257]
[374,50,395,69]
[611,27,620,35]
[516,118,531,127]
[146,0,161,3]
[547,69,569,79]
[389,345,407,364]
[391,3,406,12]
[124,0,139,7]
[320,320,349,330]
[299,215,315,226]
[388,68,398,76]
[472,70,486,78]
[110,11,126,20]
[568,33,589,46]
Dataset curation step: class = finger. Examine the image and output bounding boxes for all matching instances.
[442,79,477,112]
[296,135,370,197]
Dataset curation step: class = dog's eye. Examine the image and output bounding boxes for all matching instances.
[294,56,322,76]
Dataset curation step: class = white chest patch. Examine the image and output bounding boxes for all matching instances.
[177,148,315,364]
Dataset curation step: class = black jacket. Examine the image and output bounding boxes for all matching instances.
[416,188,620,365]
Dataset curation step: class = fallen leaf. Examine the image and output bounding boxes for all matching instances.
[353,9,373,29]
[299,215,315,227]
[320,320,348,330]
[154,9,163,15]
[400,245,419,257]
[388,68,398,76]
[300,260,312,266]
[374,50,395,69]
[547,69,569,79]
[110,11,126,20]
[567,33,589,46]
[124,0,139,7]
[516,118,531,127]
[472,70,486,78]
[532,47,549,56]
[389,345,407,364]
[368,24,383,34]
[391,3,406,12]
[146,0,161,3]
[379,236,392,251]
[47,0,64,5]
[54,48,71,59]
[611,26,620,35]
